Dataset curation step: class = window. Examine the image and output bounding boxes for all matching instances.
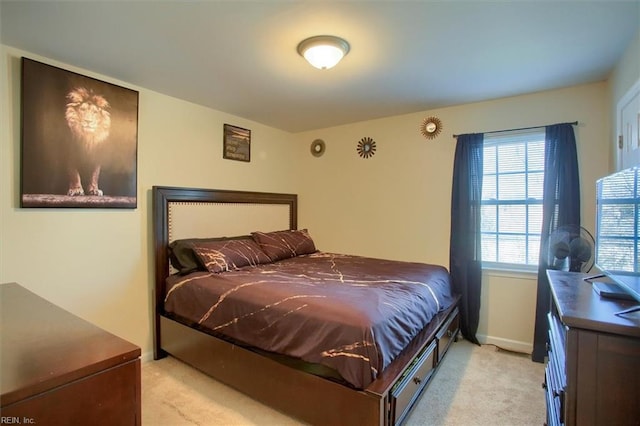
[481,128,545,269]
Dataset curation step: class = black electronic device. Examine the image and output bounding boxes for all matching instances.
[592,280,636,301]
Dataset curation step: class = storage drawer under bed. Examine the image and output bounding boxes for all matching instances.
[391,340,437,425]
[390,307,460,425]
[436,307,459,362]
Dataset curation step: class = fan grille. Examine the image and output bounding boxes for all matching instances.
[548,225,595,272]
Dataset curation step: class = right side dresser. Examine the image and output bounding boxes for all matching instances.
[545,270,640,426]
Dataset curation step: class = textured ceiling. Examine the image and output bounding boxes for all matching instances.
[1,1,638,132]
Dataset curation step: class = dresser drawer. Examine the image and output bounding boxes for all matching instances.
[544,365,562,426]
[391,340,437,425]
[546,313,566,390]
[2,358,141,425]
[547,314,566,367]
[436,307,459,363]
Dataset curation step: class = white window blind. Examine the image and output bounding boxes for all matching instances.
[481,128,545,269]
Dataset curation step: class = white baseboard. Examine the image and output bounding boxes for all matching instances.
[141,351,155,363]
[476,334,532,355]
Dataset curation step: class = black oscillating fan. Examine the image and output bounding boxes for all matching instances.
[547,224,595,273]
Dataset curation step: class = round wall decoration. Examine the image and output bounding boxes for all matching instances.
[420,116,443,140]
[357,137,377,159]
[310,139,326,157]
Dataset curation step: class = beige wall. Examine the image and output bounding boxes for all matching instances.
[0,46,299,359]
[295,82,610,352]
[0,42,618,357]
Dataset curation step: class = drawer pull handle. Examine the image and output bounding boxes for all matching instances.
[413,377,422,385]
[446,330,453,337]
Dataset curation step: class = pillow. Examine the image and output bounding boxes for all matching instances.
[192,238,271,273]
[169,235,250,275]
[251,229,317,262]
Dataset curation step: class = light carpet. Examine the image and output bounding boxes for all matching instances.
[141,339,545,425]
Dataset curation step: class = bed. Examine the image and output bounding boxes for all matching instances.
[153,186,461,425]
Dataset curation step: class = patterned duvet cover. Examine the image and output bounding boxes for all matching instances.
[164,252,455,389]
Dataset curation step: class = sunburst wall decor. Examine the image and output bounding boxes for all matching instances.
[310,139,326,157]
[420,116,443,140]
[357,137,376,159]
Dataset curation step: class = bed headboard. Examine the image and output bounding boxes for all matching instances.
[152,186,297,355]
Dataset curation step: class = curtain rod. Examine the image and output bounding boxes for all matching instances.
[452,121,578,138]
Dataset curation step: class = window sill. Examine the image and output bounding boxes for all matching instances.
[482,264,538,279]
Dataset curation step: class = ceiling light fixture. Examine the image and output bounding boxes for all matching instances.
[297,35,350,70]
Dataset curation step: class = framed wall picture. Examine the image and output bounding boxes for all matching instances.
[20,57,139,208]
[223,124,251,162]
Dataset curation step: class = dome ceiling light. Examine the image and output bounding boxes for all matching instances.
[297,35,350,70]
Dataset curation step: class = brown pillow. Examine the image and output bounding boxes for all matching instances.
[251,229,317,262]
[169,235,250,274]
[192,238,271,273]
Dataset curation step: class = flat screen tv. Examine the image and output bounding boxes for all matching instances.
[595,165,640,314]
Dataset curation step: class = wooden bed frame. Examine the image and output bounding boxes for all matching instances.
[152,185,460,425]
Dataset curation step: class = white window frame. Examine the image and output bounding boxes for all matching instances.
[481,128,545,272]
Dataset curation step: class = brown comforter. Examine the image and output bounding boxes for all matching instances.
[164,252,455,389]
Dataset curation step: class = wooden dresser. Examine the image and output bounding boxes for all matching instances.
[545,270,640,426]
[1,282,141,425]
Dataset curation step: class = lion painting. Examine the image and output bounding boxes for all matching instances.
[64,87,111,196]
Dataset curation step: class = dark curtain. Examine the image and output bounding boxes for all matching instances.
[450,133,484,345]
[531,123,580,362]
